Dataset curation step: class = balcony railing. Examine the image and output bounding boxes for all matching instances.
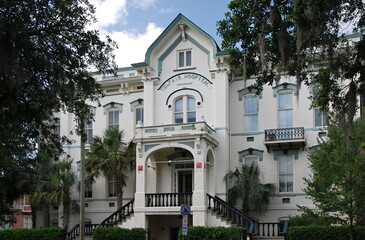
[265,127,305,141]
[145,193,193,207]
[136,122,215,139]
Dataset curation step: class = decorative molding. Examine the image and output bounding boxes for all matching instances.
[144,144,160,152]
[239,148,264,162]
[165,88,204,106]
[272,82,298,97]
[273,149,300,160]
[130,98,144,112]
[238,87,262,101]
[179,141,195,149]
[102,102,123,114]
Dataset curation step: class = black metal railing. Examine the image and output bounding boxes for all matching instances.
[100,199,135,226]
[146,192,193,207]
[207,194,288,240]
[65,199,135,239]
[66,224,100,240]
[265,127,305,141]
[207,194,255,232]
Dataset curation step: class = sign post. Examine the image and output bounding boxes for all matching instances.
[180,205,190,239]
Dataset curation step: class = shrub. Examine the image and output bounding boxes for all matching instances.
[0,227,61,240]
[288,226,365,240]
[177,226,245,240]
[93,227,146,240]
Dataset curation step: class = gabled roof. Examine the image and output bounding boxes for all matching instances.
[144,13,222,65]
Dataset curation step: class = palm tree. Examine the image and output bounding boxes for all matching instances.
[225,164,276,215]
[34,159,76,230]
[86,128,135,209]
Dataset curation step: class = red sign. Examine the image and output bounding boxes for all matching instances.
[137,165,143,171]
[196,162,202,168]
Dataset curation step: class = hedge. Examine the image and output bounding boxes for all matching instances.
[93,227,146,240]
[0,227,61,240]
[177,226,245,240]
[288,226,365,240]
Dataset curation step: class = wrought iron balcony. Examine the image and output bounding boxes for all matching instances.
[264,127,306,152]
[265,127,304,141]
[145,193,193,207]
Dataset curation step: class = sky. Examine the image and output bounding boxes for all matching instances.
[88,0,231,68]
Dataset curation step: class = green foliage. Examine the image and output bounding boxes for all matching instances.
[218,0,365,125]
[225,164,276,214]
[86,128,136,209]
[0,227,61,240]
[0,0,116,215]
[289,210,336,226]
[304,118,365,226]
[288,226,365,240]
[92,227,146,240]
[177,226,244,240]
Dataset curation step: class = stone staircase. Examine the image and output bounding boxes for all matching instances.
[65,199,135,240]
[206,194,288,240]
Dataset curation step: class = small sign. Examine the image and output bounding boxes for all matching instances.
[182,225,188,236]
[180,205,191,215]
[182,215,188,225]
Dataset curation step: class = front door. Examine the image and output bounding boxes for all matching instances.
[178,170,193,193]
[177,170,193,205]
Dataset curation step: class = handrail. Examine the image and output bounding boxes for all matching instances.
[100,199,135,226]
[66,224,79,240]
[207,194,289,239]
[207,194,256,233]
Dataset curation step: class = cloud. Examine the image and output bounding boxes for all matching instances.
[159,7,176,14]
[108,23,164,67]
[131,0,156,9]
[89,0,128,28]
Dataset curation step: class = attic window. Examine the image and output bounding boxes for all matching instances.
[178,50,192,68]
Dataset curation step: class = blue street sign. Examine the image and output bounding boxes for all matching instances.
[180,205,191,215]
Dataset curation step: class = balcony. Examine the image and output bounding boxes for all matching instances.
[145,193,193,207]
[135,121,217,146]
[264,127,306,152]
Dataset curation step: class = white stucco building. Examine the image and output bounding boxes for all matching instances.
[39,14,358,240]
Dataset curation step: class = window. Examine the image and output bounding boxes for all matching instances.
[278,92,293,128]
[178,50,192,68]
[85,120,93,144]
[174,96,196,123]
[135,106,144,124]
[244,156,258,166]
[244,95,258,132]
[24,216,32,229]
[85,184,92,198]
[278,155,293,192]
[108,175,116,197]
[314,108,328,127]
[108,109,119,129]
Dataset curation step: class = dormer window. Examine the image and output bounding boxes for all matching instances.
[178,50,192,68]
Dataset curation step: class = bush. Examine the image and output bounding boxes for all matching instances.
[93,227,146,240]
[0,227,61,240]
[288,226,365,240]
[177,226,245,240]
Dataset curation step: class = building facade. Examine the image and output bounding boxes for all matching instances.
[37,14,347,239]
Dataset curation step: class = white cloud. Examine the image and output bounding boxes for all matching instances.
[131,0,156,9]
[108,23,164,67]
[89,0,128,28]
[160,7,175,14]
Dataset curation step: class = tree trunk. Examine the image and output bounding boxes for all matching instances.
[62,197,71,230]
[115,173,124,210]
[31,207,37,228]
[43,204,50,227]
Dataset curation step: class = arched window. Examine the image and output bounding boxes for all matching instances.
[174,96,196,123]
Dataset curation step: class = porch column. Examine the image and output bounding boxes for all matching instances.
[134,141,147,228]
[192,143,207,226]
